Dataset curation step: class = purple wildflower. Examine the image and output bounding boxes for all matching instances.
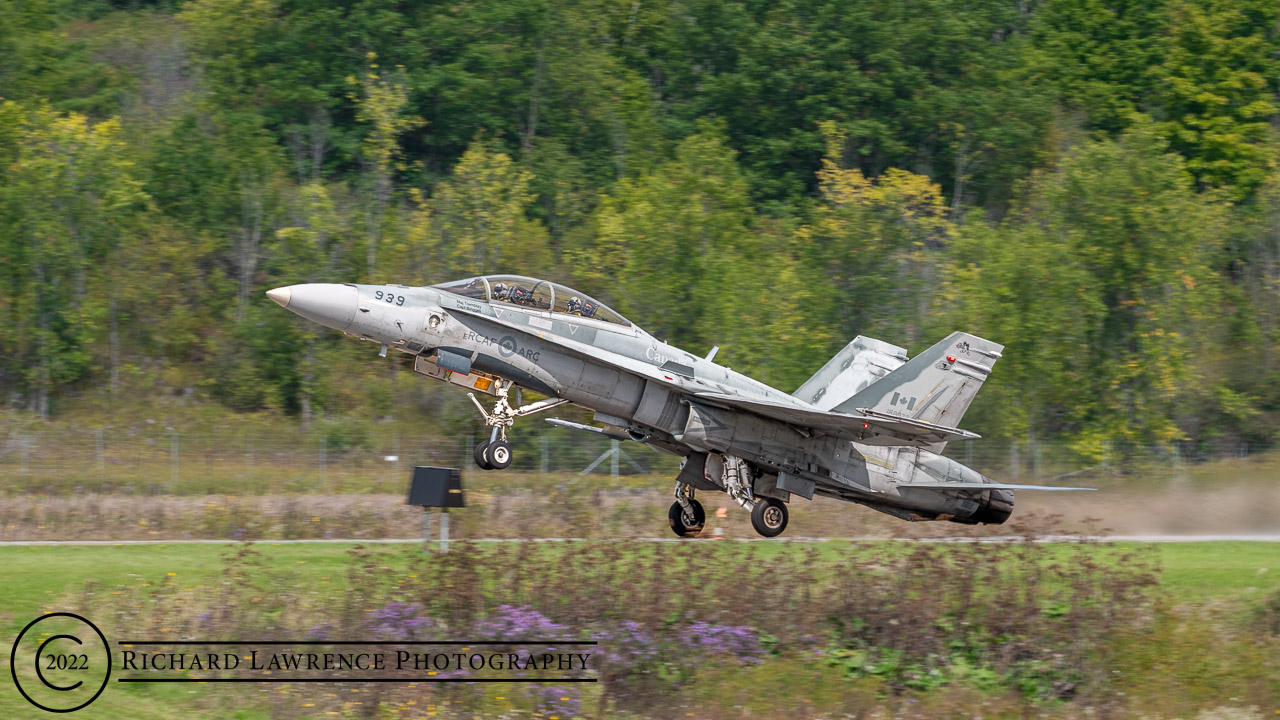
[307,622,334,641]
[594,620,660,679]
[474,605,572,643]
[680,622,764,664]
[533,685,582,718]
[368,601,433,641]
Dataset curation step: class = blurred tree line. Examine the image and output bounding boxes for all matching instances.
[1,0,1278,460]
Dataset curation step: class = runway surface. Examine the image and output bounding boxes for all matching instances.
[2,534,1280,546]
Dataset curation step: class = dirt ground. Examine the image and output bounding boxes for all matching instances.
[3,464,1277,541]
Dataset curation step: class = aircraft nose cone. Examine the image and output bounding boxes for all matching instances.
[266,287,291,308]
[267,283,358,332]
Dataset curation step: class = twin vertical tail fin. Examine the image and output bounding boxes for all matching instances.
[831,331,1003,451]
[792,336,909,411]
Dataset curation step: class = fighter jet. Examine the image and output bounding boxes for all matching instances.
[268,275,1090,538]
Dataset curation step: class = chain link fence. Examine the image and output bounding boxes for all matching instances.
[0,425,683,495]
[0,424,1265,495]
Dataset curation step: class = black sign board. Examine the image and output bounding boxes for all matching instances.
[406,466,465,508]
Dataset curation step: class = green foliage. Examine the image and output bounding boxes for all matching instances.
[942,126,1226,452]
[2,0,1280,456]
[798,122,956,351]
[574,126,756,349]
[0,101,148,415]
[1150,0,1280,195]
[421,137,552,278]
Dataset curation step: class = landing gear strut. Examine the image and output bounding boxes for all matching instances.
[468,381,569,470]
[668,483,705,537]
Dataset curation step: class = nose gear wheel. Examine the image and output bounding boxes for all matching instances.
[468,381,570,470]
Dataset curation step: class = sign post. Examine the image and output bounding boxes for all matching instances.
[406,466,465,553]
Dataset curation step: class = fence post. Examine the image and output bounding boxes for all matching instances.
[391,433,400,485]
[96,428,105,472]
[170,433,179,487]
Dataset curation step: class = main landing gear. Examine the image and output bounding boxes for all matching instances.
[669,483,706,537]
[750,497,788,537]
[668,485,789,538]
[468,381,570,471]
[668,454,791,538]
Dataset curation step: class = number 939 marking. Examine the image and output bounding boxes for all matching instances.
[375,290,405,306]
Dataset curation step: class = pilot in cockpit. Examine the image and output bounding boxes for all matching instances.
[491,282,509,301]
[508,284,532,305]
[566,296,598,318]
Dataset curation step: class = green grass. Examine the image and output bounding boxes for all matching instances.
[1139,541,1280,601]
[4,540,1277,624]
[2,540,1276,719]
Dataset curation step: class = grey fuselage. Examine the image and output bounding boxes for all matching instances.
[275,280,1009,524]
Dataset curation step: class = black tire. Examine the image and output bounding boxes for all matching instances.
[474,441,494,470]
[750,497,788,537]
[488,440,513,469]
[667,498,705,537]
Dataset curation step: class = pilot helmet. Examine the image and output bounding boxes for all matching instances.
[492,282,508,298]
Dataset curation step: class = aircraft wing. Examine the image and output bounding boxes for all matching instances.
[693,391,979,447]
[900,482,1096,492]
[448,303,977,447]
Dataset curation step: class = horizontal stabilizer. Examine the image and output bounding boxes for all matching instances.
[901,482,1096,492]
[854,407,981,443]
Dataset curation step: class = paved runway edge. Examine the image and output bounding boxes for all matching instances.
[2,534,1280,546]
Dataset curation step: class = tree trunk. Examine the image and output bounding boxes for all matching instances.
[523,37,546,152]
[109,294,120,394]
[367,167,389,281]
[237,174,265,323]
[300,337,315,429]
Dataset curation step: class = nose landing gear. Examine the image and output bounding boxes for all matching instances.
[468,381,569,470]
[473,439,513,470]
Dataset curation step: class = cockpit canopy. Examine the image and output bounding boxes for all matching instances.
[432,275,631,327]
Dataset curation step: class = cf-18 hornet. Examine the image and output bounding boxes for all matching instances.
[268,276,1089,537]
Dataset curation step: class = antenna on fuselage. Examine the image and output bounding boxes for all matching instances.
[705,346,720,362]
